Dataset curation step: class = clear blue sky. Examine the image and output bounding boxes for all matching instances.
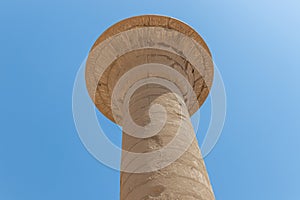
[1,0,300,199]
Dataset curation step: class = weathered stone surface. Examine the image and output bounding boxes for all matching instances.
[120,85,214,200]
[85,15,215,200]
[86,26,213,123]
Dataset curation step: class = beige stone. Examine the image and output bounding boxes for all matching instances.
[85,15,215,200]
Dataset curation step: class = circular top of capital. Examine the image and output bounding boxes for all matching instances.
[85,15,214,124]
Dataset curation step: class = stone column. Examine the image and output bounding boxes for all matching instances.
[85,15,216,200]
[120,84,215,200]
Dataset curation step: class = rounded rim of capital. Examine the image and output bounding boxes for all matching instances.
[90,15,212,56]
[85,15,214,124]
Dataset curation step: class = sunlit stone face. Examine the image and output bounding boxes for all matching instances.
[85,16,214,125]
[85,15,216,200]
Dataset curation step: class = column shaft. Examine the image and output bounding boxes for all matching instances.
[120,84,215,200]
